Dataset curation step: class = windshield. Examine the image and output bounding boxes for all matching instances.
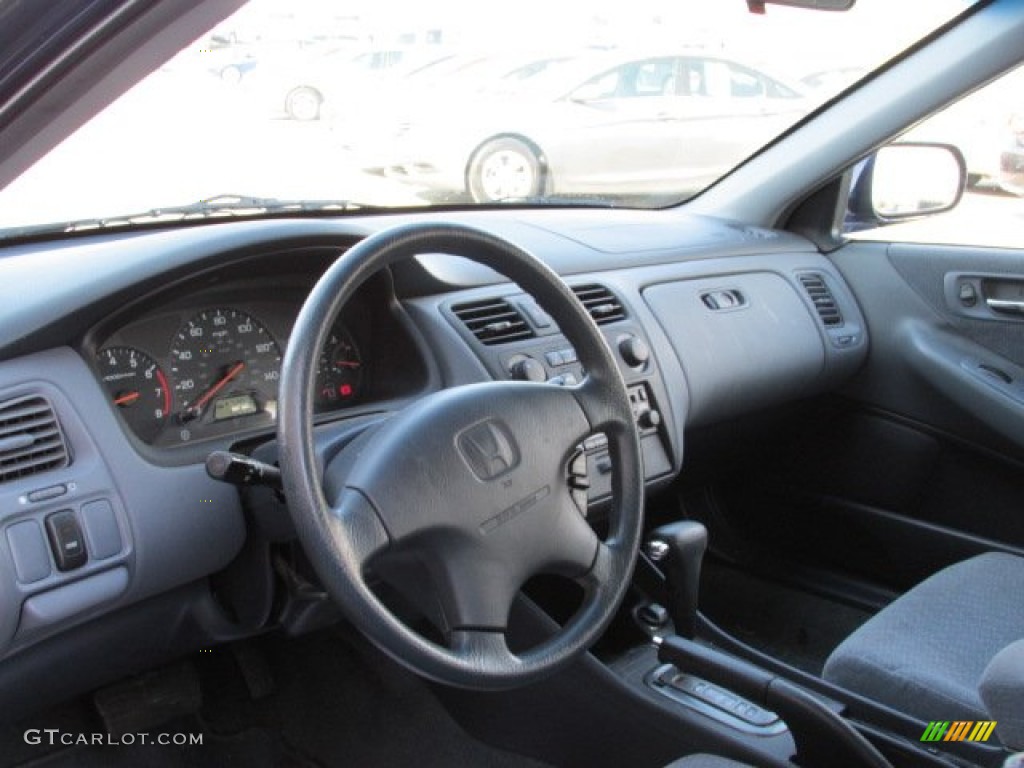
[0,0,974,237]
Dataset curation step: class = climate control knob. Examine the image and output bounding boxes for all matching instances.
[508,355,547,383]
[619,335,651,368]
[639,409,662,430]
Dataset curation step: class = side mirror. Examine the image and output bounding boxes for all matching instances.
[846,142,966,230]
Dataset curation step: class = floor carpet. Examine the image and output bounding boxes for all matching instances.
[3,626,555,768]
[699,561,873,675]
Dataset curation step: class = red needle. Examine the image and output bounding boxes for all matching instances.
[190,361,245,413]
[336,360,361,368]
[114,391,140,406]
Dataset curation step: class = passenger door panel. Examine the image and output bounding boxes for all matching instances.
[838,242,1024,453]
[709,240,1024,598]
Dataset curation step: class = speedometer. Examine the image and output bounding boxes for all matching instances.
[169,308,282,428]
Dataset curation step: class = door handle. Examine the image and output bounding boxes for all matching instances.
[986,297,1024,315]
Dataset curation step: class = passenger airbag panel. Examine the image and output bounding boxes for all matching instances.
[644,273,825,426]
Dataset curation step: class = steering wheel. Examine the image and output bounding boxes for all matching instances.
[277,222,644,690]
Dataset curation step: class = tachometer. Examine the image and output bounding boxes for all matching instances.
[98,346,170,443]
[169,308,282,428]
[315,325,363,408]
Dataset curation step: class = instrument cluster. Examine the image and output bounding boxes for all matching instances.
[93,298,367,447]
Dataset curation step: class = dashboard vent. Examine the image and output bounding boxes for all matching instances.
[0,396,70,484]
[798,273,843,327]
[573,284,626,325]
[451,297,535,345]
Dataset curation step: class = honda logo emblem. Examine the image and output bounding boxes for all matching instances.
[457,419,520,481]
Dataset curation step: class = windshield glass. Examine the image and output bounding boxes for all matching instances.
[0,0,974,236]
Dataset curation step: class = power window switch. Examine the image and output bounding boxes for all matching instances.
[45,510,88,571]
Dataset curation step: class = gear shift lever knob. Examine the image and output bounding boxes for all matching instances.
[645,520,708,639]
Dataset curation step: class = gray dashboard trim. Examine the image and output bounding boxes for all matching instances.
[19,566,129,634]
[596,253,867,428]
[0,348,245,657]
[407,249,867,448]
[0,209,813,360]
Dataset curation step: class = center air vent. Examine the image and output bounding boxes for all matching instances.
[573,284,626,325]
[451,297,535,345]
[798,273,843,327]
[0,396,70,484]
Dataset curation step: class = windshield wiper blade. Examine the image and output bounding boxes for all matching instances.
[131,194,367,219]
[486,194,621,208]
[83,194,368,225]
[0,194,369,240]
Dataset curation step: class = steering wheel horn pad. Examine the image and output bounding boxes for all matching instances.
[278,222,643,690]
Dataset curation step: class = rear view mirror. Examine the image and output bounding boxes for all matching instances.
[748,0,855,11]
[847,142,966,229]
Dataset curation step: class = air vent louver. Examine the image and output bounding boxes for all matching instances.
[451,297,535,345]
[798,273,843,327]
[0,396,70,484]
[572,284,626,325]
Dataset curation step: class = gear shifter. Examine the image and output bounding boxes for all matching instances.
[645,521,707,639]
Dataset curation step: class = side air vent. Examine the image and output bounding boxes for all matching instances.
[573,284,626,325]
[798,273,843,327]
[0,396,70,484]
[451,297,535,345]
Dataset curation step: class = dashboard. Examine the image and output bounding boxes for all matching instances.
[83,252,431,452]
[0,208,868,711]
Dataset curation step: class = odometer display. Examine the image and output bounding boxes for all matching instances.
[169,308,282,433]
[98,346,170,443]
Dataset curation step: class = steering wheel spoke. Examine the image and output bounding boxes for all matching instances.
[575,540,615,594]
[531,488,603,578]
[450,629,521,672]
[327,487,391,572]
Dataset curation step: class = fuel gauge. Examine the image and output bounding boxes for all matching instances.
[315,326,363,409]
